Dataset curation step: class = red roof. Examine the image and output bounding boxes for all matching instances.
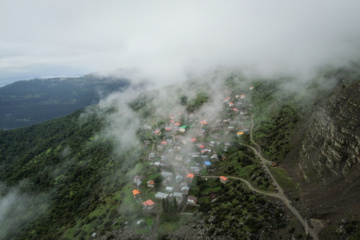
[148,180,154,184]
[174,122,181,126]
[191,138,197,142]
[198,145,205,149]
[142,199,155,206]
[187,173,194,178]
[161,141,167,145]
[232,108,238,111]
[132,189,140,196]
[200,120,208,125]
[224,97,231,102]
[220,176,228,181]
[229,102,234,106]
[165,127,172,131]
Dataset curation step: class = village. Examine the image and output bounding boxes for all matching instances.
[129,86,255,217]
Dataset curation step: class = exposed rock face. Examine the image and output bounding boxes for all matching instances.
[300,80,360,181]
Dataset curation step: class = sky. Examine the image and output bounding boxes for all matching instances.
[1,0,360,86]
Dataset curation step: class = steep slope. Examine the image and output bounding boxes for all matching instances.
[0,75,130,129]
[251,64,360,239]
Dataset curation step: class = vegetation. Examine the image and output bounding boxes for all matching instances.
[0,75,130,129]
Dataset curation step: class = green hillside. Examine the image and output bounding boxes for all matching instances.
[0,75,130,129]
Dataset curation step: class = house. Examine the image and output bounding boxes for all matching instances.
[132,189,141,198]
[181,186,190,195]
[148,152,155,160]
[179,125,188,133]
[155,192,169,199]
[165,127,172,131]
[200,120,208,125]
[224,97,231,102]
[224,141,231,147]
[237,131,244,137]
[143,125,152,130]
[200,155,210,161]
[190,167,200,174]
[142,199,155,211]
[175,175,183,183]
[173,192,183,205]
[191,138,197,143]
[240,94,246,99]
[157,145,164,151]
[249,86,254,90]
[220,176,229,184]
[175,154,183,161]
[210,154,219,162]
[154,129,161,135]
[144,140,151,146]
[203,161,211,168]
[209,141,216,147]
[187,196,198,204]
[133,175,143,184]
[186,173,194,183]
[228,126,235,131]
[147,180,155,188]
[161,171,173,178]
[161,141,167,146]
[165,186,174,192]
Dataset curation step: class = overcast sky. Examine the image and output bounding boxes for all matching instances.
[1,0,360,86]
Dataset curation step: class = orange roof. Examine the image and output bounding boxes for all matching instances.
[132,189,140,196]
[237,131,244,135]
[229,102,234,106]
[191,138,197,142]
[161,141,167,145]
[148,180,154,184]
[200,120,208,125]
[220,176,228,181]
[174,122,181,126]
[187,173,194,178]
[143,199,155,206]
[224,97,231,102]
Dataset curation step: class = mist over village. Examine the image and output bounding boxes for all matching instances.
[1,1,360,240]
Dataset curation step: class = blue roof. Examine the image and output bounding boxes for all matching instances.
[204,161,211,166]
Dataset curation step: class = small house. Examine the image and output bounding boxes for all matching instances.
[133,175,143,184]
[142,199,155,211]
[220,176,229,184]
[155,192,169,199]
[187,196,198,204]
[157,145,164,151]
[161,171,173,178]
[210,154,219,162]
[240,94,246,99]
[249,86,254,90]
[132,189,141,198]
[181,186,190,195]
[143,125,152,130]
[186,173,195,183]
[148,152,155,160]
[190,166,200,174]
[147,180,155,188]
[203,161,211,168]
[175,175,184,183]
[165,186,174,192]
[173,192,183,205]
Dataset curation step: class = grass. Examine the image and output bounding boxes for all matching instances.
[159,221,180,233]
[268,165,300,197]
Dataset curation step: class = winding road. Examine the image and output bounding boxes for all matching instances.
[205,115,319,240]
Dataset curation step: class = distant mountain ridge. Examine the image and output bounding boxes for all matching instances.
[0,75,131,129]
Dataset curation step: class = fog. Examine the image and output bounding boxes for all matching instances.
[1,1,360,86]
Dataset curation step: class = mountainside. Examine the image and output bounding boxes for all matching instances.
[251,64,360,239]
[2,65,360,239]
[0,75,130,129]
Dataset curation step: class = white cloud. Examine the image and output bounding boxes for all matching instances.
[1,0,360,85]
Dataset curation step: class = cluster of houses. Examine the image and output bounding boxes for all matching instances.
[131,87,253,212]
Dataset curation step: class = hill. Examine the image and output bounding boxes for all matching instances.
[0,75,130,129]
[2,65,360,239]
